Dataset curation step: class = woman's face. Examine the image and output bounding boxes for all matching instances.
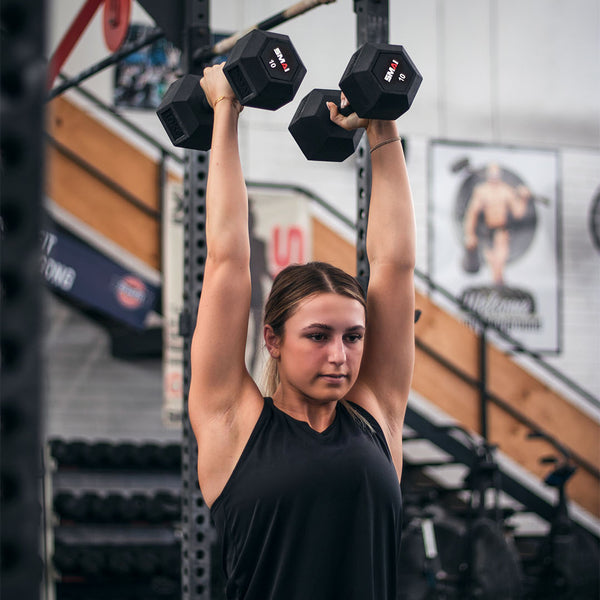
[271,293,366,404]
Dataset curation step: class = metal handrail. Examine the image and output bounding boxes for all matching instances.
[46,134,161,221]
[416,270,599,410]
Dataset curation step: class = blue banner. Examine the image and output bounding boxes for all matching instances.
[41,219,160,330]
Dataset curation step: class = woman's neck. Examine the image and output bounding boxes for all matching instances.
[272,390,337,433]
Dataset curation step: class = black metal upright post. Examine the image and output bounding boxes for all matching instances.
[479,327,489,439]
[353,0,389,292]
[179,1,214,599]
[0,0,46,597]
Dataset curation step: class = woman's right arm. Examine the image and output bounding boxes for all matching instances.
[188,65,263,504]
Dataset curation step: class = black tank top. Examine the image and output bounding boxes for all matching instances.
[210,397,403,600]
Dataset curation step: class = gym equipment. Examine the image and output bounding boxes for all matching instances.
[289,42,422,161]
[102,0,132,52]
[288,89,364,162]
[526,433,600,599]
[398,489,466,600]
[157,29,306,150]
[399,424,524,599]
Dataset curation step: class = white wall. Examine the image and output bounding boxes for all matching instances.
[46,0,600,401]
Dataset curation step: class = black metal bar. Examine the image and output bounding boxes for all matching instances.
[0,0,46,595]
[47,29,165,100]
[354,0,389,295]
[46,135,161,220]
[180,2,213,600]
[157,150,168,270]
[354,0,389,44]
[479,327,488,439]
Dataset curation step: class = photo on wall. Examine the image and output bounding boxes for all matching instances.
[113,23,180,109]
[429,140,561,353]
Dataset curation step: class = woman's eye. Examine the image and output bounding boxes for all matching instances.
[345,334,363,343]
[309,333,325,341]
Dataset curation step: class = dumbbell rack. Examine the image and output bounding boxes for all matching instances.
[44,438,184,600]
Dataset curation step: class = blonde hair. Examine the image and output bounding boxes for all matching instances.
[260,262,373,432]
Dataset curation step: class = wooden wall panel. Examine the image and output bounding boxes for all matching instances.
[413,294,480,381]
[46,146,161,270]
[45,96,162,270]
[487,345,600,471]
[311,217,356,275]
[412,347,481,432]
[47,96,159,209]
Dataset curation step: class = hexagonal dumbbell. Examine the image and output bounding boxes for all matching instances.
[289,42,422,161]
[157,29,306,150]
[288,89,364,162]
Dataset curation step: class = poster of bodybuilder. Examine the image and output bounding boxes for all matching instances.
[429,140,561,353]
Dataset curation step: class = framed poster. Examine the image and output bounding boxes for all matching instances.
[429,140,561,353]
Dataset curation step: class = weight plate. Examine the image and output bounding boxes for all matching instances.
[103,0,131,52]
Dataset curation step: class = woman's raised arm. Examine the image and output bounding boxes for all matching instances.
[359,119,415,427]
[188,65,262,461]
[328,99,416,464]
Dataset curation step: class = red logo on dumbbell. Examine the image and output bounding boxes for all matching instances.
[384,60,398,82]
[384,59,406,83]
[270,47,291,72]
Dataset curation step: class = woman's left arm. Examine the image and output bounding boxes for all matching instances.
[327,104,416,474]
[358,119,415,432]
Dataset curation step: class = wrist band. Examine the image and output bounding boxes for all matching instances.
[370,136,402,154]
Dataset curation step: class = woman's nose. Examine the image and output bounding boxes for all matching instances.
[328,338,346,364]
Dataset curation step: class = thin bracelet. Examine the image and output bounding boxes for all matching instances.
[213,95,241,111]
[370,136,402,154]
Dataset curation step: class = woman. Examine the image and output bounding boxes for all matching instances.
[189,62,416,600]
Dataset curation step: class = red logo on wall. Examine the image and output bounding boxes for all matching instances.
[115,275,147,309]
[271,226,305,276]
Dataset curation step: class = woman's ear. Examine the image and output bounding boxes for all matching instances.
[263,325,281,359]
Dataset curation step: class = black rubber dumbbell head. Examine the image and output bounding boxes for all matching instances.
[157,74,213,150]
[157,29,306,150]
[339,43,422,120]
[224,29,306,110]
[288,89,364,162]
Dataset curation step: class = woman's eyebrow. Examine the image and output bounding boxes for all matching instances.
[301,324,365,332]
[302,323,333,331]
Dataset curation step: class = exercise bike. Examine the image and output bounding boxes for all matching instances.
[525,433,600,599]
[398,424,524,599]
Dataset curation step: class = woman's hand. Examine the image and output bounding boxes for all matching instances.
[200,62,243,113]
[326,92,369,131]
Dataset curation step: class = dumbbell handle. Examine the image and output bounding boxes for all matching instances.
[339,104,354,117]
